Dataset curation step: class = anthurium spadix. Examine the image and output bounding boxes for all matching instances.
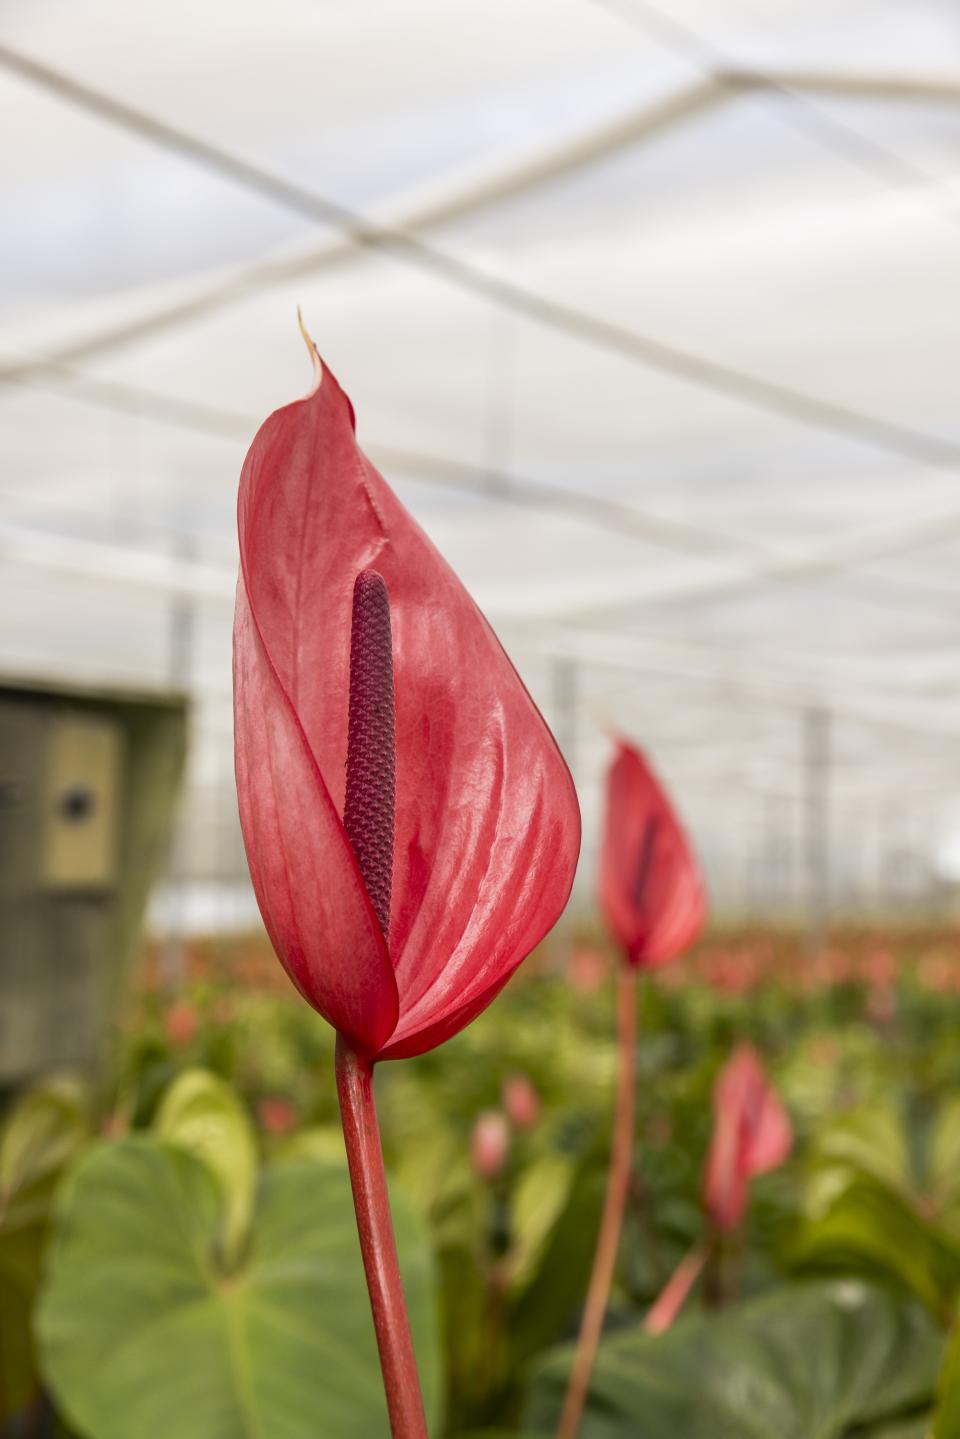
[233,329,580,1438]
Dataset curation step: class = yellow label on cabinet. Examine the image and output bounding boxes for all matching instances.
[42,715,122,889]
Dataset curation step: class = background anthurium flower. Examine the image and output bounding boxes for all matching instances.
[233,348,580,1063]
[557,737,705,1439]
[598,737,706,966]
[703,1044,793,1232]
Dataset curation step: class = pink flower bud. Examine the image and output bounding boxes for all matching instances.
[502,1073,540,1131]
[470,1110,510,1180]
[703,1045,792,1232]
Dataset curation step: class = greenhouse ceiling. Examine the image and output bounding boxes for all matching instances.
[2,0,959,922]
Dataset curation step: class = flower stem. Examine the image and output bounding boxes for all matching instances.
[555,965,637,1439]
[643,1241,707,1335]
[335,1036,428,1439]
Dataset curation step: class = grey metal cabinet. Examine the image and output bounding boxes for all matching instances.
[0,680,187,1083]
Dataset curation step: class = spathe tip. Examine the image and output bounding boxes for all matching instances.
[296,307,323,397]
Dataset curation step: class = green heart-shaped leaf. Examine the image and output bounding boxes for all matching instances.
[526,1280,942,1439]
[792,1176,960,1320]
[154,1068,258,1266]
[37,1137,440,1439]
[0,1074,92,1231]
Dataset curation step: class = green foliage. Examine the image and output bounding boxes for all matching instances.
[526,1280,943,1438]
[0,1075,93,1423]
[36,1136,440,1439]
[872,1423,933,1439]
[507,1151,608,1365]
[0,1077,92,1220]
[6,929,960,1436]
[935,1326,960,1439]
[791,1101,960,1322]
[792,1176,960,1321]
[154,1068,259,1267]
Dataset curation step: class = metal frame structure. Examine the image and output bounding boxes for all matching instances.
[2,0,959,929]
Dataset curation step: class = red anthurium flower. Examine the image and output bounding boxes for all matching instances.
[233,346,580,1064]
[643,1049,792,1336]
[598,738,706,966]
[559,740,704,1439]
[703,1044,793,1232]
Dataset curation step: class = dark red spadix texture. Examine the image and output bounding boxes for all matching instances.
[598,737,706,967]
[703,1044,793,1232]
[233,352,581,1061]
[343,571,396,940]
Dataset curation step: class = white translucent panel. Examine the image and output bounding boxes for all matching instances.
[1,0,959,925]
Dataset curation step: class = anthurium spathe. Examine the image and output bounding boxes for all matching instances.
[599,737,706,967]
[703,1044,793,1233]
[233,343,581,1063]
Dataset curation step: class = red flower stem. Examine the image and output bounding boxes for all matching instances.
[555,965,637,1439]
[335,1036,429,1439]
[643,1240,708,1335]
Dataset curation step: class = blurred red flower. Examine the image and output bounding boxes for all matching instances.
[502,1072,541,1131]
[598,738,706,967]
[567,945,609,993]
[470,1110,511,1179]
[164,999,199,1048]
[861,947,895,988]
[257,1096,298,1136]
[866,984,896,1025]
[233,352,580,1062]
[918,951,956,994]
[703,1045,792,1232]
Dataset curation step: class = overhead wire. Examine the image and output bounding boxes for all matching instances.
[586,0,960,201]
[0,74,728,378]
[2,39,960,677]
[2,62,956,382]
[0,357,757,556]
[2,42,960,476]
[6,357,960,630]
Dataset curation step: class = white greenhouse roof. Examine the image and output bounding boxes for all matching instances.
[2,0,960,925]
